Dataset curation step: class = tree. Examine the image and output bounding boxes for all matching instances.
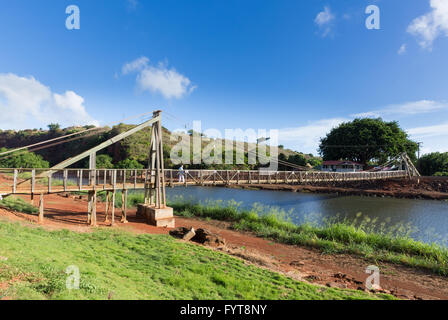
[47,123,61,132]
[319,118,418,166]
[0,148,50,168]
[417,152,448,176]
[115,159,144,169]
[95,154,114,169]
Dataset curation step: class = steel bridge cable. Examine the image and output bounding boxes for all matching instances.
[0,128,109,162]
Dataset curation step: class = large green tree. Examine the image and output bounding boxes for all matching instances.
[318,118,418,166]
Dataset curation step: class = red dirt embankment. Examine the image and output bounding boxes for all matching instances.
[1,192,448,300]
[234,177,448,200]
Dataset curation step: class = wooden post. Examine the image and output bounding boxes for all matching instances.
[13,169,17,194]
[91,191,97,227]
[48,173,52,193]
[105,191,110,223]
[38,193,44,224]
[111,190,116,226]
[79,170,83,191]
[157,114,167,207]
[63,169,67,191]
[31,169,35,194]
[121,190,128,223]
[87,191,92,224]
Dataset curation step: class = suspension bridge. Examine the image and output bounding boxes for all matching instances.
[0,110,420,227]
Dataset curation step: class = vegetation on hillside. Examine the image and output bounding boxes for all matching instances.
[319,118,418,166]
[0,124,322,170]
[0,221,390,300]
[0,148,49,169]
[417,152,448,176]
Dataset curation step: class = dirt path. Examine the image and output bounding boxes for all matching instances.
[1,193,448,300]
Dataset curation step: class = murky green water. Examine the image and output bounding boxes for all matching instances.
[163,186,448,245]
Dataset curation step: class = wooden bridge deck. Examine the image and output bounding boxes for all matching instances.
[0,168,409,196]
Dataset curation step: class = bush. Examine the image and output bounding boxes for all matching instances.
[115,159,144,169]
[0,148,49,169]
[96,154,114,169]
[434,172,448,177]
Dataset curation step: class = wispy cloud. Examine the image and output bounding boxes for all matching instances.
[0,73,98,130]
[407,0,448,50]
[122,57,196,99]
[122,56,149,75]
[408,122,448,138]
[352,100,448,118]
[314,6,335,37]
[127,0,138,10]
[398,44,407,55]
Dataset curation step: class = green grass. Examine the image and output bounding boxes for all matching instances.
[0,196,38,215]
[0,220,390,300]
[169,198,448,276]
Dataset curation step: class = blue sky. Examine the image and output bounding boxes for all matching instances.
[0,0,447,155]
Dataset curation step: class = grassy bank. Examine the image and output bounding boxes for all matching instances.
[0,196,38,214]
[65,191,448,276]
[0,221,389,300]
[168,199,448,276]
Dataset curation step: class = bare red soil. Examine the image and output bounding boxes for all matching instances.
[1,192,448,300]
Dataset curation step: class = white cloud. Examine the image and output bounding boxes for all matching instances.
[123,57,196,99]
[398,44,407,55]
[278,118,347,154]
[352,100,448,118]
[314,6,335,37]
[407,0,448,49]
[0,73,98,130]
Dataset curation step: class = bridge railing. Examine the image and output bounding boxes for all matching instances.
[0,168,409,195]
[0,168,151,195]
[163,169,409,186]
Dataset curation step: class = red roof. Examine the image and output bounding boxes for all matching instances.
[323,160,362,166]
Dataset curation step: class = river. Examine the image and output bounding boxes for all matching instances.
[162,186,448,245]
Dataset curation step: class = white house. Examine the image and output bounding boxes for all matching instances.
[321,160,363,172]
